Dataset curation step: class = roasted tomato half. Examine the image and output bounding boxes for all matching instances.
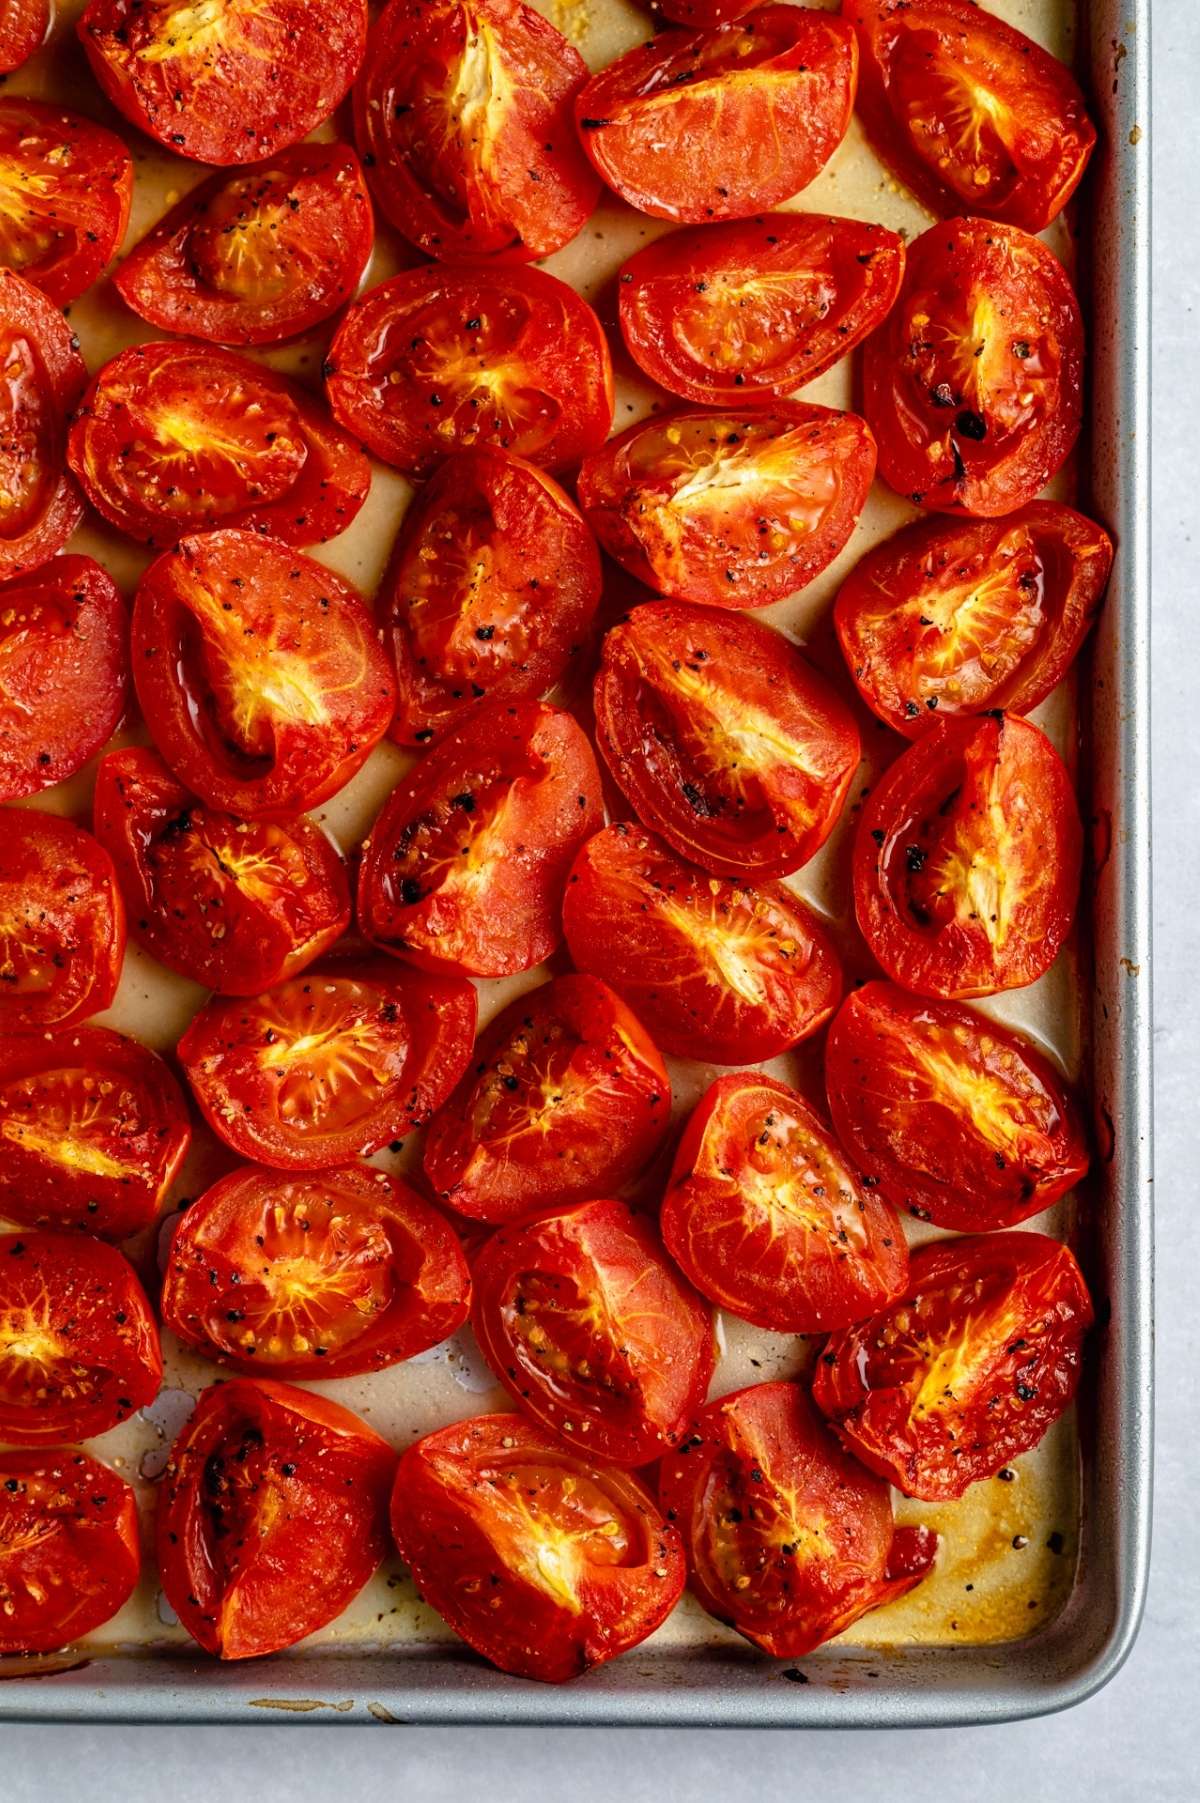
[358,701,602,977]
[0,556,128,803]
[575,7,857,224]
[325,264,613,478]
[0,1,47,74]
[390,1412,686,1680]
[0,1232,161,1444]
[835,503,1113,736]
[157,1377,394,1660]
[162,1163,470,1379]
[79,0,368,167]
[131,530,396,821]
[594,600,860,880]
[0,269,86,580]
[657,0,756,24]
[115,143,374,347]
[863,217,1083,517]
[813,1231,1094,1499]
[178,956,477,1170]
[0,99,132,306]
[660,1381,937,1657]
[0,1449,139,1655]
[0,810,124,1034]
[844,0,1096,233]
[563,824,842,1065]
[853,712,1081,998]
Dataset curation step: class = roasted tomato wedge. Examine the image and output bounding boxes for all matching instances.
[0,1449,139,1655]
[0,810,124,1033]
[79,0,368,167]
[835,503,1113,736]
[0,269,86,581]
[158,1377,394,1660]
[391,1412,686,1680]
[0,1,47,74]
[325,264,612,478]
[131,531,396,821]
[575,7,856,224]
[178,956,477,1170]
[844,0,1096,232]
[853,712,1081,998]
[162,1163,470,1378]
[358,701,602,978]
[0,99,132,306]
[595,601,860,880]
[115,144,373,347]
[813,1231,1094,1499]
[660,1381,937,1657]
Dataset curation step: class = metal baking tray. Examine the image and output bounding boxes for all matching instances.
[0,0,1151,1726]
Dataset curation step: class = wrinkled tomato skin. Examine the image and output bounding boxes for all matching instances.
[0,810,125,1033]
[390,1412,686,1681]
[0,1,47,75]
[0,99,133,306]
[0,1448,139,1655]
[0,269,86,581]
[812,1232,1094,1500]
[659,1382,937,1657]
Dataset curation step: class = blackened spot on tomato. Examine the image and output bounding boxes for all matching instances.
[955,409,987,441]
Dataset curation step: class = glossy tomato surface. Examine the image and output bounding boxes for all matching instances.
[0,268,86,579]
[657,0,757,24]
[0,810,124,1033]
[0,1448,139,1655]
[0,0,46,74]
[0,98,132,305]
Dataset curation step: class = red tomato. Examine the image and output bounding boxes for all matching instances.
[324,263,613,478]
[358,701,602,977]
[131,530,396,821]
[812,1231,1093,1499]
[862,217,1083,516]
[115,144,374,347]
[852,712,1081,998]
[0,1026,190,1239]
[844,0,1096,233]
[0,810,124,1033]
[157,1377,394,1660]
[0,1449,139,1655]
[390,1412,686,1680]
[0,0,47,73]
[619,214,905,406]
[835,503,1113,736]
[659,1381,936,1656]
[79,0,367,167]
[177,956,477,1170]
[0,99,132,306]
[355,0,598,262]
[161,1163,470,1378]
[0,557,128,804]
[657,0,755,22]
[0,269,86,580]
[594,600,860,880]
[93,747,350,996]
[563,823,842,1065]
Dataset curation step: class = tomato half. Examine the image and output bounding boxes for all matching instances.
[390,1412,686,1680]
[853,712,1081,998]
[79,0,368,167]
[157,1377,394,1660]
[177,956,477,1170]
[659,1381,936,1657]
[324,264,613,478]
[658,0,755,23]
[835,503,1113,736]
[131,530,396,821]
[358,701,602,977]
[575,7,857,224]
[115,143,374,347]
[0,810,124,1034]
[0,269,86,581]
[812,1231,1093,1499]
[844,0,1096,233]
[0,99,132,306]
[0,1449,139,1655]
[0,1,47,74]
[0,556,128,804]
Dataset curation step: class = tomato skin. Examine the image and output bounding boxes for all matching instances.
[657,0,755,23]
[390,1412,686,1680]
[0,1,47,74]
[812,1232,1094,1499]
[0,810,125,1034]
[0,269,86,581]
[0,1448,140,1655]
[0,99,133,306]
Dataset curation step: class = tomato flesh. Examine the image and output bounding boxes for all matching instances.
[0,810,124,1034]
[0,99,132,306]
[0,269,86,580]
[0,1448,139,1655]
[0,1,47,75]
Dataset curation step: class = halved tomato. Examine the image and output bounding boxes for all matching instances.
[161,1163,470,1378]
[93,747,351,996]
[862,217,1083,516]
[659,1381,937,1657]
[835,503,1113,736]
[0,99,133,306]
[852,712,1081,997]
[358,701,602,977]
[0,1231,161,1444]
[0,1,47,74]
[0,556,128,804]
[658,0,755,23]
[324,263,613,478]
[0,269,86,580]
[0,1448,139,1655]
[114,143,374,347]
[383,449,601,747]
[844,0,1096,232]
[812,1231,1094,1499]
[157,1377,394,1660]
[131,530,396,821]
[575,7,857,223]
[0,810,124,1033]
[390,1412,686,1680]
[562,823,842,1065]
[594,600,860,879]
[177,956,477,1170]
